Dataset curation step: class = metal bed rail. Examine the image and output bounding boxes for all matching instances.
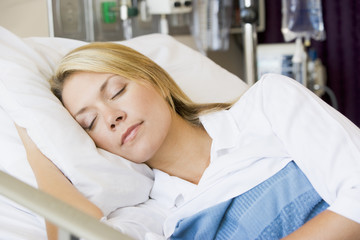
[0,170,134,240]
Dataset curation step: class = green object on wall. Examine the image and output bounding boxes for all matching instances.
[102,2,117,23]
[128,7,139,17]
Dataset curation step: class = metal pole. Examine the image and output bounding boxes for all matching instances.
[239,0,258,85]
[0,170,134,240]
[243,22,258,85]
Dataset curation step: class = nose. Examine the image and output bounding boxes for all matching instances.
[105,110,126,131]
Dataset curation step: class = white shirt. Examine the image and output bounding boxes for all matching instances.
[148,73,360,238]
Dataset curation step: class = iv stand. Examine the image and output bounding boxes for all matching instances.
[239,0,259,85]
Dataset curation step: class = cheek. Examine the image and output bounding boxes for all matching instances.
[146,103,172,149]
[124,103,172,163]
[88,130,116,152]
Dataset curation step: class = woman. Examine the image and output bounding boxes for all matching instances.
[17,42,360,239]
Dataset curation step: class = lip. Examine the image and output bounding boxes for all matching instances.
[121,122,143,146]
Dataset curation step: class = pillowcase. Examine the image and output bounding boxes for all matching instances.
[0,26,248,216]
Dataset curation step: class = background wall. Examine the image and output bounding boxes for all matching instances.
[0,0,49,37]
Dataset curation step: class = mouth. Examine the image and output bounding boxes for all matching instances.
[121,122,143,146]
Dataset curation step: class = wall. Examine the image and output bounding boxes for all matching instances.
[0,0,49,37]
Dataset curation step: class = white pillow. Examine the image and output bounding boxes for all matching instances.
[0,26,248,217]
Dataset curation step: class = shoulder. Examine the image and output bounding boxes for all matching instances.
[253,73,305,95]
[226,73,309,123]
[228,73,288,109]
[257,73,309,96]
[230,73,309,108]
[232,73,294,102]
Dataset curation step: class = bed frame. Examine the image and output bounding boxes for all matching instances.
[0,170,134,240]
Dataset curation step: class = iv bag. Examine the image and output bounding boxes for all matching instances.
[281,0,326,43]
[191,0,233,54]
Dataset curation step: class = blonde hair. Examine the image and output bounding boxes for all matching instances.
[51,42,234,125]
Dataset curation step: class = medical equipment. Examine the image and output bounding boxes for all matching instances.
[48,0,264,86]
[50,0,93,41]
[238,0,260,85]
[191,0,233,55]
[48,0,192,41]
[281,0,326,85]
[190,0,265,85]
[281,0,326,45]
[307,48,338,109]
[257,42,308,86]
[146,0,192,34]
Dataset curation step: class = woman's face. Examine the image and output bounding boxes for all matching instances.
[62,72,172,164]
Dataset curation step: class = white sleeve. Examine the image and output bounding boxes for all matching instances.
[258,73,360,223]
[102,199,167,240]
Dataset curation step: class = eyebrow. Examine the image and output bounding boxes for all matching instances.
[74,74,116,118]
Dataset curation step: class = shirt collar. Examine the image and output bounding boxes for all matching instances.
[150,169,196,208]
[200,109,239,157]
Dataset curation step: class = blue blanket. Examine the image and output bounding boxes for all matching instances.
[170,161,329,240]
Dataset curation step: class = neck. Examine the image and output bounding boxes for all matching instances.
[146,114,212,184]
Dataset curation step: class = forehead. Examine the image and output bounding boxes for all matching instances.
[64,71,119,87]
[62,72,113,114]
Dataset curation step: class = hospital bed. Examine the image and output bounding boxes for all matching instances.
[0,26,248,239]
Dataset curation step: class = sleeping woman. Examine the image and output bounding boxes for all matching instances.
[16,42,360,240]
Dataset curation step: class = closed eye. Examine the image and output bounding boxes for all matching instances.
[111,86,126,100]
[85,116,97,131]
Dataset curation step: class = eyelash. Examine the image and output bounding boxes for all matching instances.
[85,116,97,131]
[111,86,126,100]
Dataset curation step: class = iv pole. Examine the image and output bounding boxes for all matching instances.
[239,0,259,85]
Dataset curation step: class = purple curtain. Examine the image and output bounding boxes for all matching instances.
[258,0,360,127]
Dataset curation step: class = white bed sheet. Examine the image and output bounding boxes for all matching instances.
[0,107,46,240]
